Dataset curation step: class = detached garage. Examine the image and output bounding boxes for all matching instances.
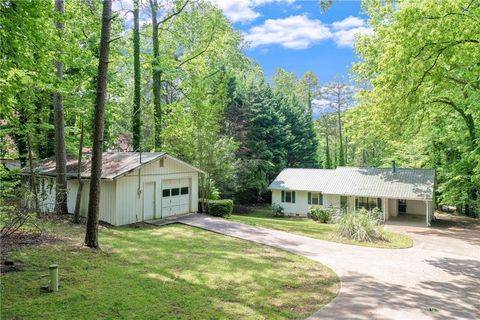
[23,152,204,225]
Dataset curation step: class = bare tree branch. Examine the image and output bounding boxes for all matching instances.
[156,0,189,27]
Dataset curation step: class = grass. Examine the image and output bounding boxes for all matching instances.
[1,219,339,320]
[229,208,413,249]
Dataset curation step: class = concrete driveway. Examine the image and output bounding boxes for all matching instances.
[172,214,480,320]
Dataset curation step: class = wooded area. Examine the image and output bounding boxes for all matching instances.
[1,0,479,246]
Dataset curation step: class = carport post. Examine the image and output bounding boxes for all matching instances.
[426,200,430,227]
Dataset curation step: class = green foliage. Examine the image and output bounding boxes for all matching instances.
[352,0,480,215]
[309,206,333,223]
[204,199,234,217]
[271,203,284,217]
[0,166,38,238]
[336,208,386,243]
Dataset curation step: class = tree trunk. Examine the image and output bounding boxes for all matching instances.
[150,0,162,151]
[27,133,40,214]
[53,0,68,215]
[336,95,345,166]
[85,0,112,249]
[325,127,331,169]
[132,0,141,151]
[73,120,84,223]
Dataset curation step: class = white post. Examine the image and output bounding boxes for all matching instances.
[383,198,386,222]
[426,200,430,227]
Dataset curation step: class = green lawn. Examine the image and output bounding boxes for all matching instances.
[1,220,339,320]
[229,208,413,249]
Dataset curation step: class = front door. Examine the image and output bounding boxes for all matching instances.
[143,182,156,220]
[398,199,407,214]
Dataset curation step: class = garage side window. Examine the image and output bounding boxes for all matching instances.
[181,187,188,195]
[162,189,170,197]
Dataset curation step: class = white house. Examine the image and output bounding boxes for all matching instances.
[269,163,435,226]
[23,152,204,226]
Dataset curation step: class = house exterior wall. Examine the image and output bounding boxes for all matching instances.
[115,157,199,225]
[405,200,426,215]
[271,189,434,224]
[271,189,309,216]
[34,156,199,226]
[36,178,117,225]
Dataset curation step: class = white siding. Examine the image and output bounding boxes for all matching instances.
[115,157,199,225]
[405,199,427,215]
[35,177,117,225]
[32,155,200,226]
[272,190,332,216]
[323,194,340,208]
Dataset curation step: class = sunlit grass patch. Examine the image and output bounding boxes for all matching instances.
[2,220,339,320]
[230,208,413,249]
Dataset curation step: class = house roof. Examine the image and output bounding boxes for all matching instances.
[22,152,204,180]
[268,168,335,192]
[269,166,435,200]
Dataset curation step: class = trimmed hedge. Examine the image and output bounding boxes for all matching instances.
[198,199,233,217]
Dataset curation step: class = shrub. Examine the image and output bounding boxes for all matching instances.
[200,199,233,217]
[336,208,386,242]
[309,206,333,223]
[0,167,39,238]
[271,204,284,217]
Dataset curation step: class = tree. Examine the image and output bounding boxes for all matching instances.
[53,0,68,215]
[355,0,480,215]
[85,0,113,248]
[149,0,189,151]
[321,80,354,167]
[132,0,141,151]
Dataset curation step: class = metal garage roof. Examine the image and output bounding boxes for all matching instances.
[21,152,203,180]
[269,167,435,200]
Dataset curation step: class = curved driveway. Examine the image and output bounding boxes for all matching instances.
[174,214,480,320]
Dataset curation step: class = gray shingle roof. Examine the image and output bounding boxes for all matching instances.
[269,167,435,200]
[22,152,166,180]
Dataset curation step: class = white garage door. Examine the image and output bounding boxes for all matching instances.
[161,179,190,218]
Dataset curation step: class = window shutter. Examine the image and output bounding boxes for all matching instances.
[308,192,311,204]
[281,191,285,202]
[377,198,382,210]
[292,191,296,203]
[319,193,323,205]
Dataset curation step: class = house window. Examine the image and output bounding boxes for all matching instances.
[162,189,170,197]
[171,188,180,196]
[356,197,382,210]
[281,191,295,203]
[308,192,323,205]
[181,187,189,195]
[340,196,348,208]
[159,158,164,167]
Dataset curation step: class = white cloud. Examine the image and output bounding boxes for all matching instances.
[332,16,364,30]
[244,15,332,49]
[213,0,260,23]
[333,26,373,48]
[212,0,294,23]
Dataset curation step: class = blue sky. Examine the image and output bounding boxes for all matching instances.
[218,0,370,82]
[115,0,370,83]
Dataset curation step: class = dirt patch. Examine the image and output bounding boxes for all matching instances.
[1,231,60,254]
